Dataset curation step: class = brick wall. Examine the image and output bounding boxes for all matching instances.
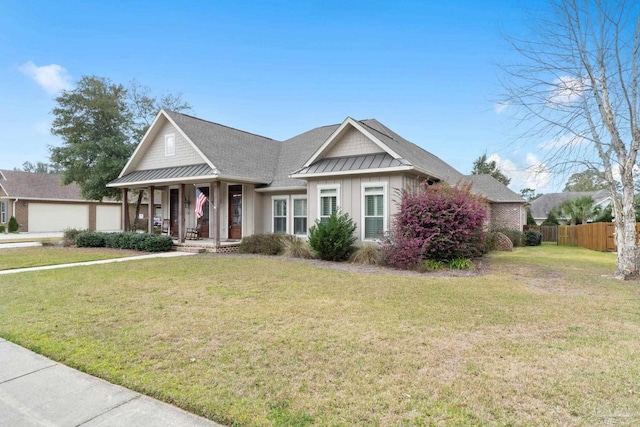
[491,203,524,231]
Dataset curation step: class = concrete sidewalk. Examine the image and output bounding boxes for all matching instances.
[0,338,224,426]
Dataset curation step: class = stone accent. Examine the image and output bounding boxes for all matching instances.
[492,232,513,252]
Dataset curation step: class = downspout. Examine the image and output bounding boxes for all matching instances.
[12,198,18,217]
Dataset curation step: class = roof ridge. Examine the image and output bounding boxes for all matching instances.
[357,119,401,144]
[165,110,277,141]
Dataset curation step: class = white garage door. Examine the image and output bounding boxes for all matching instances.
[28,203,89,232]
[96,205,121,231]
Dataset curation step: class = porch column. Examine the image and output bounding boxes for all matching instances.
[179,183,185,243]
[147,185,155,234]
[213,181,220,247]
[122,188,130,231]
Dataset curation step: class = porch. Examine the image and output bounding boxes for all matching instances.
[172,238,241,253]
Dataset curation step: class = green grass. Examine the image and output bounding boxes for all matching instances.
[1,245,639,426]
[0,247,138,270]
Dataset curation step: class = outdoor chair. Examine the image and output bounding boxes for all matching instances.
[161,219,170,236]
[186,222,201,240]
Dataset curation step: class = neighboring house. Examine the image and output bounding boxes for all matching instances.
[0,170,124,232]
[529,189,611,225]
[108,110,526,248]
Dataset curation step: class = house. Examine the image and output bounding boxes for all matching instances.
[108,110,526,249]
[0,169,128,233]
[529,189,611,225]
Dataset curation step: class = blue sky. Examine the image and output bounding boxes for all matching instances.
[0,0,561,192]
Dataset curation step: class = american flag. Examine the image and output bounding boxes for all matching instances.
[194,187,207,219]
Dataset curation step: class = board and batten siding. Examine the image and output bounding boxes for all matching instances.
[307,175,404,241]
[136,121,205,170]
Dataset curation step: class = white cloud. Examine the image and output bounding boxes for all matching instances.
[493,101,509,114]
[548,76,587,106]
[19,61,72,95]
[488,152,554,193]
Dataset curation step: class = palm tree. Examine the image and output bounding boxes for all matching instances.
[560,196,599,225]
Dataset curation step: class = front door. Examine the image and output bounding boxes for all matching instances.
[170,189,179,237]
[200,187,210,238]
[228,185,242,240]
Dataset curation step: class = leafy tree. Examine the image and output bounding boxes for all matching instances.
[14,161,62,174]
[502,1,640,278]
[471,153,511,186]
[50,76,192,202]
[526,208,537,225]
[563,169,607,192]
[542,210,560,226]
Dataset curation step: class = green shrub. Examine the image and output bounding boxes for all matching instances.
[350,243,382,265]
[525,229,543,246]
[63,228,88,246]
[8,216,19,233]
[493,228,524,247]
[448,258,474,270]
[483,231,496,253]
[76,231,106,248]
[282,236,314,258]
[238,233,284,255]
[308,211,357,262]
[0,225,5,233]
[138,234,173,252]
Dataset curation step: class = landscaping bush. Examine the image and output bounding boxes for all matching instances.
[494,228,525,247]
[308,211,357,262]
[238,233,284,255]
[8,216,19,233]
[350,243,382,265]
[63,228,87,246]
[417,259,445,272]
[104,232,173,252]
[281,235,314,258]
[0,225,5,234]
[448,258,474,270]
[525,229,543,246]
[76,231,107,248]
[382,183,487,269]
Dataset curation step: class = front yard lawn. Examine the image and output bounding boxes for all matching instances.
[0,246,638,426]
[0,247,139,271]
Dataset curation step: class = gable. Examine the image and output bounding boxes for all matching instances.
[323,127,385,158]
[135,120,206,170]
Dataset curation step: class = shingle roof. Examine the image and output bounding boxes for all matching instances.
[464,174,525,203]
[164,111,281,183]
[0,169,83,200]
[530,190,610,220]
[359,119,464,182]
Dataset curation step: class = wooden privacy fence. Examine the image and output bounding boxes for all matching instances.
[523,225,558,243]
[558,222,640,252]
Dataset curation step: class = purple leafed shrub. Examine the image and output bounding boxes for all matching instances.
[382,182,487,269]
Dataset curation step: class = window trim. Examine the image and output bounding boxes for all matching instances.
[361,182,387,241]
[0,201,7,223]
[317,184,340,223]
[292,195,308,236]
[271,196,288,234]
[165,133,176,156]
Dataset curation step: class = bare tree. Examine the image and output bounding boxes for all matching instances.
[502,0,640,278]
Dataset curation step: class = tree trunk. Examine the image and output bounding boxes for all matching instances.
[615,180,639,279]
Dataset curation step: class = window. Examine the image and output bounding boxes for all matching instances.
[319,186,339,223]
[165,134,175,156]
[293,198,307,235]
[0,201,6,223]
[362,184,386,240]
[273,198,287,234]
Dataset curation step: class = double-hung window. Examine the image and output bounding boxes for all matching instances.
[0,201,6,223]
[293,197,307,235]
[362,184,386,240]
[273,198,287,234]
[319,186,339,223]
